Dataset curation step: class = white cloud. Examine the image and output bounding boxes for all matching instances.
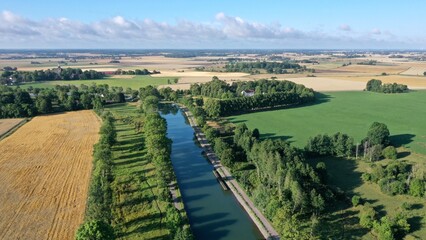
[339,24,352,32]
[371,28,382,35]
[0,11,416,48]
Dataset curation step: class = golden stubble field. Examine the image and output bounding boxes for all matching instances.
[0,118,25,137]
[0,110,100,240]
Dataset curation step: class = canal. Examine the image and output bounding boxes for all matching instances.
[161,107,263,240]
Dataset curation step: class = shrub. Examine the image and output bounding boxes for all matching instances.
[382,146,397,160]
[409,179,425,197]
[352,195,361,207]
[401,202,412,210]
[75,220,114,240]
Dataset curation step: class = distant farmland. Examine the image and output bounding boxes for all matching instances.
[0,111,100,240]
[18,75,174,89]
[229,90,426,155]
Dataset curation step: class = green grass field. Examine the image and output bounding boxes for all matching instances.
[229,90,426,238]
[228,90,426,155]
[17,75,174,89]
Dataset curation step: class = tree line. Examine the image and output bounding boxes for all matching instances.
[1,67,105,85]
[0,84,126,118]
[224,61,305,74]
[190,78,314,99]
[114,69,160,75]
[141,95,193,240]
[366,79,408,93]
[76,110,116,240]
[188,79,315,117]
[199,122,331,238]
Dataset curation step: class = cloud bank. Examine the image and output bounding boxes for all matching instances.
[0,11,417,49]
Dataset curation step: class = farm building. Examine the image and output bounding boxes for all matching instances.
[241,89,255,97]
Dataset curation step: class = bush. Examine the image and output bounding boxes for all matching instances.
[382,146,397,160]
[359,204,376,228]
[409,179,425,197]
[401,202,412,210]
[362,173,372,182]
[352,195,361,207]
[75,220,115,240]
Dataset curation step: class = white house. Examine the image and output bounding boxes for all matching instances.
[241,89,255,97]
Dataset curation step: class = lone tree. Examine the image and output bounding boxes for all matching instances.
[366,79,382,92]
[75,220,115,240]
[367,122,390,146]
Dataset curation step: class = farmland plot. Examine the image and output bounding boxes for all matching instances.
[0,110,100,240]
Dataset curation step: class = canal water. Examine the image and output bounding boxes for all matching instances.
[161,107,263,240]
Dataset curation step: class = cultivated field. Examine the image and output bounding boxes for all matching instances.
[228,90,426,155]
[0,118,25,137]
[0,110,100,240]
[18,75,173,89]
[5,53,426,91]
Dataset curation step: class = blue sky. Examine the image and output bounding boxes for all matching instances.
[0,0,425,49]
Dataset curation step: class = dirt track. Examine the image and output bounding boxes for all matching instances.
[0,111,100,240]
[0,118,24,137]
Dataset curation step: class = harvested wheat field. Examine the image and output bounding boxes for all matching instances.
[0,110,100,240]
[0,118,25,137]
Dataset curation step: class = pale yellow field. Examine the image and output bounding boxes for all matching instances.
[0,118,25,137]
[0,111,100,240]
[3,53,426,91]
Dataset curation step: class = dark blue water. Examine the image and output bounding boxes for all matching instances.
[161,109,262,240]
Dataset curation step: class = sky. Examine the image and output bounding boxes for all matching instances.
[0,0,425,49]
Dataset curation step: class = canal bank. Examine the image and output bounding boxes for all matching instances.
[179,106,280,240]
[161,107,263,240]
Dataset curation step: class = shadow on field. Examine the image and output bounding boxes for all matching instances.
[308,156,363,194]
[408,216,424,233]
[390,133,416,147]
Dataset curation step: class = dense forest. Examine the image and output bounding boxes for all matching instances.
[0,67,105,85]
[189,79,315,117]
[366,79,408,93]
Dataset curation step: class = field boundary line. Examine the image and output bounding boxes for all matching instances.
[0,118,30,141]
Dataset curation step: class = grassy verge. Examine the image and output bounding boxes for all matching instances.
[106,103,190,239]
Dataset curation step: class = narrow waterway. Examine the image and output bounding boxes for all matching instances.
[161,107,263,240]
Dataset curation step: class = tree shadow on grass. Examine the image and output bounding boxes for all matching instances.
[260,132,293,142]
[408,216,424,233]
[390,134,416,147]
[309,156,363,194]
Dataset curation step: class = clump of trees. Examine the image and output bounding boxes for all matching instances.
[357,60,377,65]
[366,79,408,93]
[362,161,425,197]
[305,132,354,157]
[1,68,104,85]
[224,61,305,74]
[189,79,315,117]
[76,111,116,239]
[114,69,160,75]
[362,122,392,161]
[358,204,410,239]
